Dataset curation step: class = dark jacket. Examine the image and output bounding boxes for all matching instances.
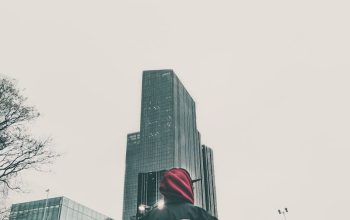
[141,201,218,220]
[140,168,218,220]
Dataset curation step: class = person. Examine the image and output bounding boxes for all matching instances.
[140,168,218,220]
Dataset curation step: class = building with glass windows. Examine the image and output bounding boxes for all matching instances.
[9,197,113,220]
[135,170,167,219]
[122,70,217,220]
[202,145,218,217]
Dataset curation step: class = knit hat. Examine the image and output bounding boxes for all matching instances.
[159,168,194,204]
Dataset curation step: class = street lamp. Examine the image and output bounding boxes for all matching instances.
[157,199,164,210]
[138,204,146,212]
[137,199,165,219]
[277,207,288,220]
[42,189,50,220]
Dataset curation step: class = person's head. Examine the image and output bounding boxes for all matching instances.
[159,168,194,204]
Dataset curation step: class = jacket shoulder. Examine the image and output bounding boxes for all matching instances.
[140,203,218,220]
[194,206,218,220]
[181,203,218,220]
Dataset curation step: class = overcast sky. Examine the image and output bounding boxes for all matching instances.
[1,0,350,219]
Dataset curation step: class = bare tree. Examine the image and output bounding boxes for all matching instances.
[0,208,9,220]
[0,75,58,218]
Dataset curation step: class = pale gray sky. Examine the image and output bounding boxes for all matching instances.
[1,0,350,219]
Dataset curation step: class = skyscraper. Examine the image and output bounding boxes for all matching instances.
[122,70,217,220]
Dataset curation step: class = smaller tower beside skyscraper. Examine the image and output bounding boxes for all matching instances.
[136,170,167,219]
[202,145,218,217]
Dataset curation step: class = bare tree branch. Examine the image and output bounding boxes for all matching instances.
[0,207,9,220]
[0,75,59,218]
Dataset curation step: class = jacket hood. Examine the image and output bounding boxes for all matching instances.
[159,168,194,204]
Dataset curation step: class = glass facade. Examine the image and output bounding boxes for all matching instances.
[202,145,218,217]
[122,132,141,220]
[9,197,113,220]
[122,70,217,220]
[136,170,166,218]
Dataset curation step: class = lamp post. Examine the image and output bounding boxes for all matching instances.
[137,199,165,219]
[277,207,288,220]
[137,204,151,220]
[42,189,50,220]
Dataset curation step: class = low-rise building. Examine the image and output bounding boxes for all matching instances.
[9,196,113,220]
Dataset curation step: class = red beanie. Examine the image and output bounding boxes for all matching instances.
[159,168,194,204]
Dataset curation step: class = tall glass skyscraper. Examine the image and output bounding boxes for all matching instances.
[122,70,217,220]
